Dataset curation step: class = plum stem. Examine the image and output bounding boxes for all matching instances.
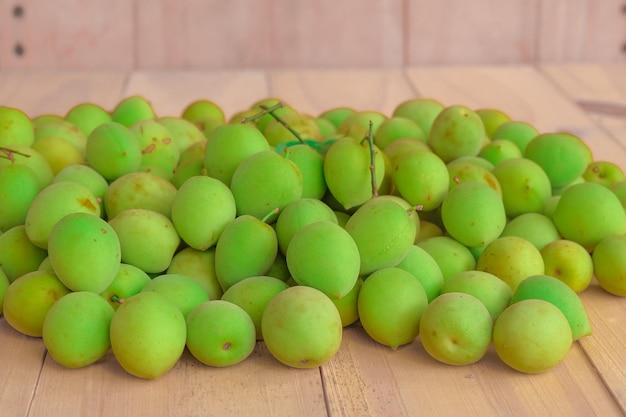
[261,207,280,223]
[111,295,125,304]
[365,120,379,198]
[259,104,305,144]
[0,147,31,162]
[240,102,285,124]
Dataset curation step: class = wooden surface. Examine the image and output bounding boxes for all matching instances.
[1,65,626,417]
[1,0,625,69]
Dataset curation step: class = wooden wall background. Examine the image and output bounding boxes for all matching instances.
[0,0,625,70]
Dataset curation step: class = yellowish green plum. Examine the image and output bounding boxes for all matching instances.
[230,150,303,222]
[393,150,450,212]
[48,213,121,293]
[182,99,225,125]
[86,122,143,182]
[54,164,109,215]
[374,116,425,150]
[592,234,626,296]
[108,208,180,274]
[263,113,322,146]
[524,132,593,189]
[323,136,385,210]
[493,299,572,374]
[131,119,180,177]
[476,108,511,139]
[492,121,539,153]
[262,285,343,368]
[109,291,186,379]
[392,98,444,136]
[0,267,9,314]
[428,105,486,163]
[281,144,327,200]
[331,277,363,327]
[3,270,71,337]
[0,225,48,282]
[319,107,356,129]
[540,240,593,293]
[111,95,156,128]
[275,198,337,255]
[441,270,513,321]
[358,267,428,349]
[0,106,35,147]
[500,212,561,251]
[214,215,278,292]
[32,136,84,175]
[42,291,114,368]
[105,171,177,220]
[186,300,256,367]
[171,175,236,250]
[552,182,626,252]
[493,157,552,218]
[441,182,506,248]
[287,221,360,299]
[99,263,151,310]
[345,198,417,275]
[221,276,289,340]
[25,181,101,249]
[418,236,476,281]
[446,159,501,195]
[0,145,54,189]
[167,247,222,300]
[510,274,591,341]
[395,244,444,302]
[158,116,206,153]
[476,236,544,291]
[0,163,41,231]
[65,102,112,137]
[419,292,493,365]
[583,161,625,187]
[141,273,209,318]
[478,138,523,166]
[204,123,270,187]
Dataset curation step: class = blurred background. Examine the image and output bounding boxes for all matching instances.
[0,0,624,70]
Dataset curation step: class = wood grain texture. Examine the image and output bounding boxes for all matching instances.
[1,0,625,69]
[121,70,269,119]
[406,0,539,65]
[321,325,622,417]
[0,0,134,70]
[0,71,128,117]
[541,63,626,150]
[0,320,46,417]
[538,0,626,63]
[28,345,327,417]
[267,69,417,116]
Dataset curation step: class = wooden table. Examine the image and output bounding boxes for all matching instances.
[1,65,625,417]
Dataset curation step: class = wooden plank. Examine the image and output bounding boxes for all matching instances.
[540,63,626,150]
[0,319,46,417]
[267,69,417,117]
[135,0,404,69]
[28,344,327,417]
[0,0,134,70]
[135,0,271,69]
[406,0,538,65]
[537,0,626,63]
[323,325,622,417]
[122,70,269,119]
[268,0,404,68]
[579,283,626,413]
[405,65,626,165]
[0,71,128,117]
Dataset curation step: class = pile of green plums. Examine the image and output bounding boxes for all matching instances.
[0,93,625,380]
